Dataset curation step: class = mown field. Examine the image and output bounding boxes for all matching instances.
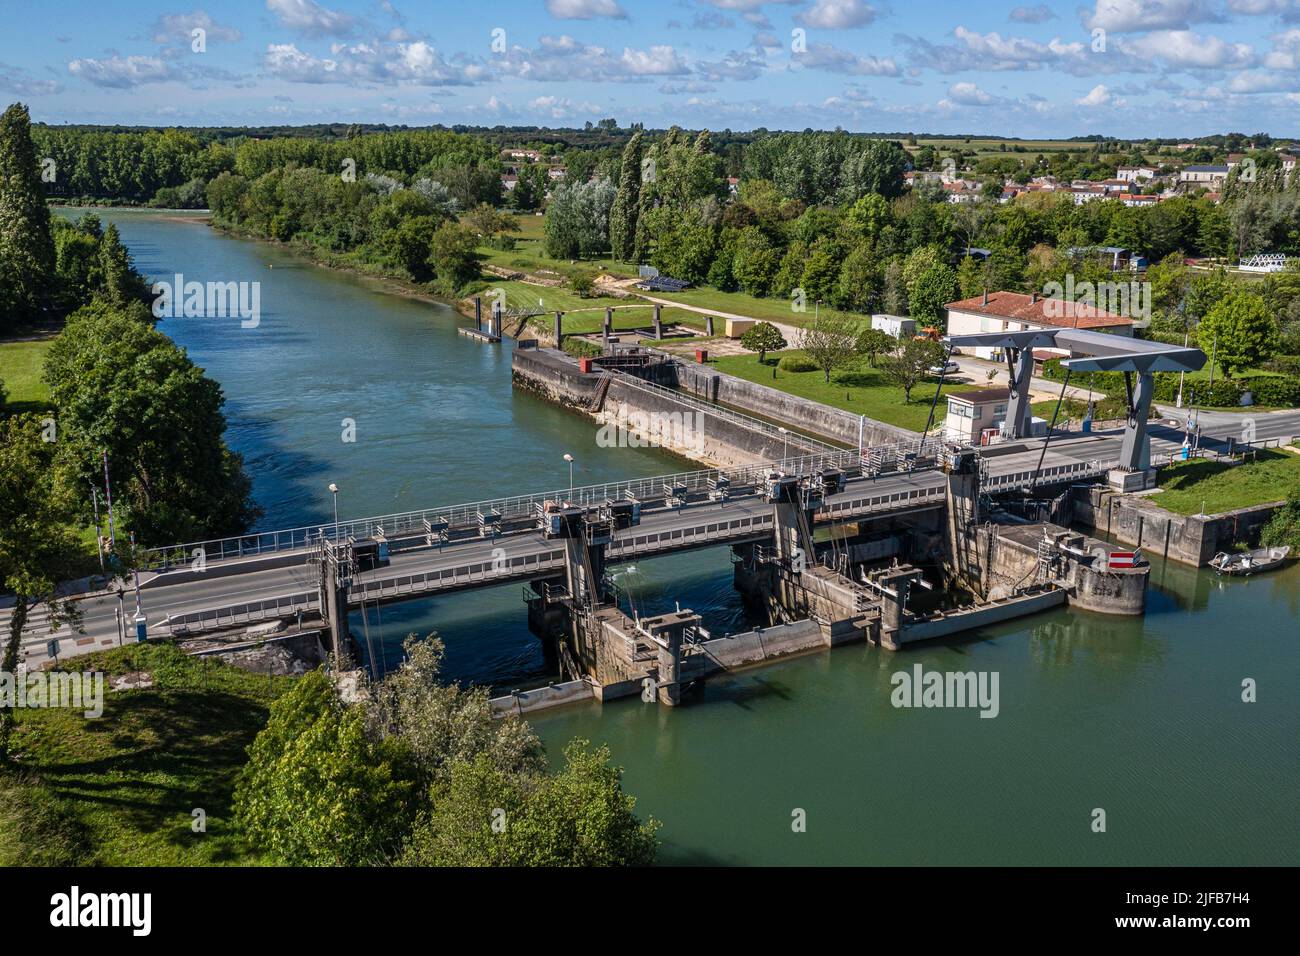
[1153,446,1300,515]
[0,337,54,412]
[710,350,967,432]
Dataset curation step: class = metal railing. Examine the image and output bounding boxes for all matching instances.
[139,447,869,572]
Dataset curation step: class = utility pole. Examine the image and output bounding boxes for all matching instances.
[90,485,104,574]
[101,450,117,555]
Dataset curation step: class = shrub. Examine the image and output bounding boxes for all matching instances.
[777,354,819,372]
[562,337,603,359]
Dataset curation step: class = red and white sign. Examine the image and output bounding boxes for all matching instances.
[1108,550,1140,569]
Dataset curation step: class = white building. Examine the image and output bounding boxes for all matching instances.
[943,388,1011,445]
[871,314,916,339]
[1180,164,1230,185]
[1117,166,1158,183]
[945,291,1134,361]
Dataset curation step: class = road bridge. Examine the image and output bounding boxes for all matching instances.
[11,407,1300,666]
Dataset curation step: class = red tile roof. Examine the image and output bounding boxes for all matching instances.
[945,291,1133,330]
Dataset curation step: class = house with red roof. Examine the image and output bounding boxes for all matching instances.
[944,291,1134,359]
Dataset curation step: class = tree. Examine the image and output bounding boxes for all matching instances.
[463,203,517,246]
[1196,290,1279,378]
[731,226,780,297]
[233,670,418,865]
[908,262,959,330]
[608,131,643,262]
[0,102,56,327]
[855,327,893,367]
[0,415,82,760]
[739,321,787,363]
[428,221,480,292]
[544,177,616,259]
[801,311,859,383]
[399,740,659,867]
[365,634,544,786]
[881,337,946,403]
[42,300,260,545]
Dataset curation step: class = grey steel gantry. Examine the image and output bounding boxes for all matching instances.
[944,327,1206,474]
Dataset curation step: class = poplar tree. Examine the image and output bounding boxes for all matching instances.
[0,103,56,327]
[608,131,643,262]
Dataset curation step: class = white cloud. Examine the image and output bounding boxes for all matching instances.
[1075,83,1112,105]
[68,54,179,88]
[544,0,628,18]
[946,81,994,105]
[497,35,691,83]
[1116,30,1255,69]
[265,0,354,37]
[262,40,485,85]
[795,0,882,29]
[1082,0,1220,34]
[1009,4,1055,22]
[0,64,62,96]
[620,45,691,75]
[794,42,901,76]
[151,10,242,44]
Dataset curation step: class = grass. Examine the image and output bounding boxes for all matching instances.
[1,642,294,866]
[475,278,625,315]
[0,338,55,413]
[1154,446,1300,516]
[640,286,816,326]
[527,304,707,336]
[711,350,966,432]
[475,212,640,280]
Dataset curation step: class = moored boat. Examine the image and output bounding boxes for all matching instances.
[1210,545,1291,576]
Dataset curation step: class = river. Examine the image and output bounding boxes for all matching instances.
[84,209,1299,866]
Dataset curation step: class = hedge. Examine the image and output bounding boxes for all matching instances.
[1041,358,1300,408]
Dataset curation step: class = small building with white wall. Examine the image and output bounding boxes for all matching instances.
[871,314,916,339]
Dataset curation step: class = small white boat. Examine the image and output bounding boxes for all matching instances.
[1210,546,1291,576]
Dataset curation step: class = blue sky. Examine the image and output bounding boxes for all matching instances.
[2,0,1300,136]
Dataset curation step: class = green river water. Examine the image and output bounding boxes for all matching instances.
[89,209,1298,866]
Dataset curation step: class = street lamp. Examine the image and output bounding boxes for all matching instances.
[328,482,340,540]
[563,454,575,500]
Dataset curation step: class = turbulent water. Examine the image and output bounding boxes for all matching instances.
[87,209,1300,866]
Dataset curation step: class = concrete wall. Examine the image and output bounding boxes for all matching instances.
[666,360,917,447]
[901,589,1065,642]
[490,679,595,717]
[980,522,1147,614]
[513,346,825,468]
[1071,484,1283,567]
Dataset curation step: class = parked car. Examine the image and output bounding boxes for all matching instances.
[929,362,960,376]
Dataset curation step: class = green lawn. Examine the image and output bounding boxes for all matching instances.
[0,338,55,412]
[711,350,966,432]
[475,212,640,281]
[2,643,290,866]
[640,287,822,326]
[1154,447,1300,516]
[527,304,707,336]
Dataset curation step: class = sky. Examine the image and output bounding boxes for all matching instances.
[2,0,1300,137]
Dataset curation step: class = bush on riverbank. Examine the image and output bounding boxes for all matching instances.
[233,635,658,867]
[1041,357,1300,408]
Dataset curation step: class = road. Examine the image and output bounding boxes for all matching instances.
[8,411,1299,667]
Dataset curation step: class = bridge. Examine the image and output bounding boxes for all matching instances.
[18,402,1296,667]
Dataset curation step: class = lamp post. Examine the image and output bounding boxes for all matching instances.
[563,454,575,501]
[328,482,340,540]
